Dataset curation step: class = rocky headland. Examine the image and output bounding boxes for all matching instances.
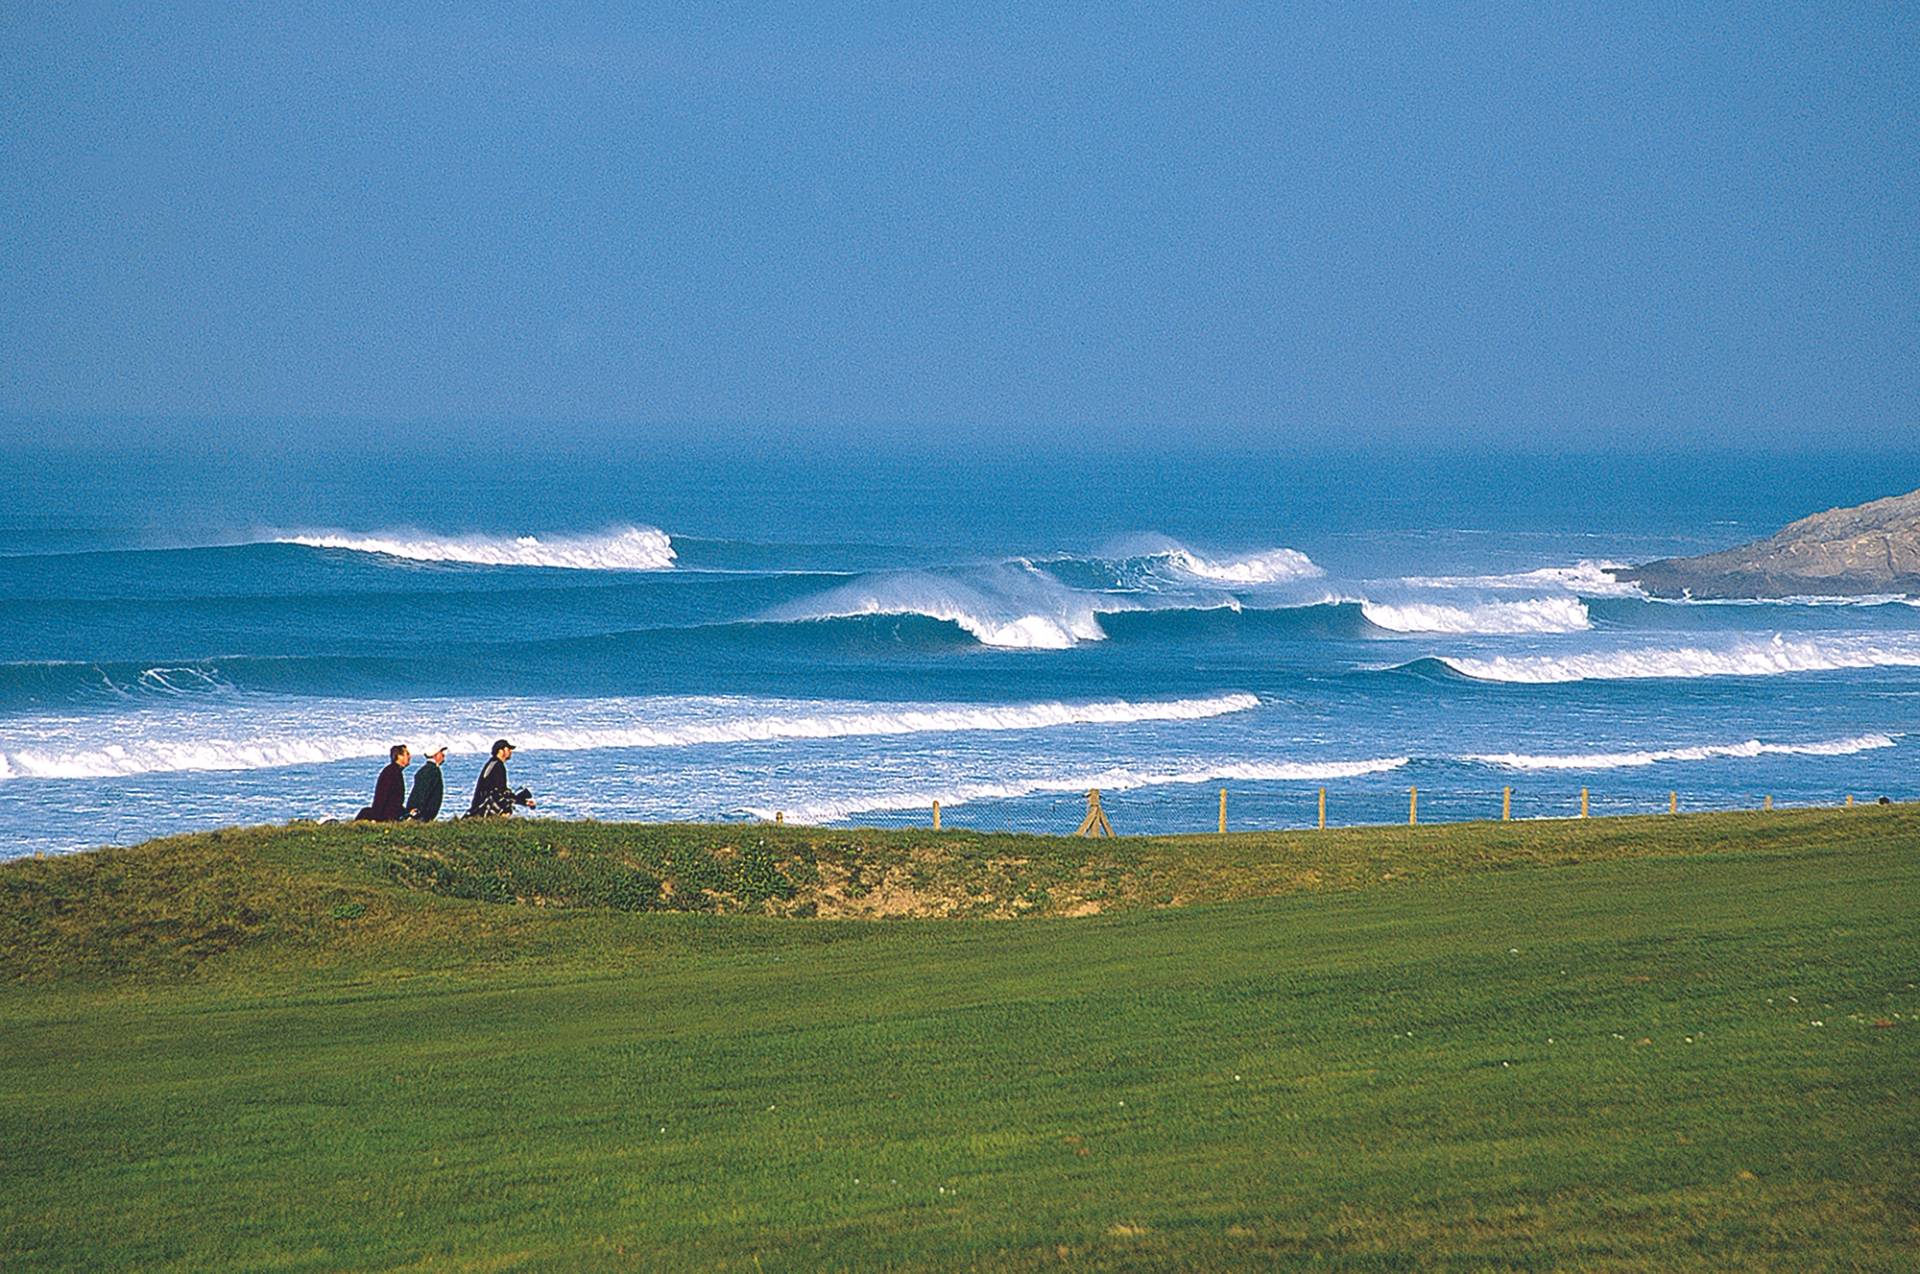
[1621,487,1920,599]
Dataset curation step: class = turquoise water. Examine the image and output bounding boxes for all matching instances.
[6,436,1919,855]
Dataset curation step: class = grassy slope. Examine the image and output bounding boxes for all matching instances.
[1,810,1917,1269]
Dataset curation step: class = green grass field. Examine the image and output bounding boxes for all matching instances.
[3,809,1916,1269]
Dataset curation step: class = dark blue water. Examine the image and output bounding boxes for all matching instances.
[7,432,1920,855]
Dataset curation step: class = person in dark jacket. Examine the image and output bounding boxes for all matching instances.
[407,746,447,821]
[467,739,536,817]
[358,745,411,821]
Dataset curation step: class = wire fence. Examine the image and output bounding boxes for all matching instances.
[762,783,1888,838]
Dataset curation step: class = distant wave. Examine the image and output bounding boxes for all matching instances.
[1466,733,1898,771]
[760,756,1411,823]
[1154,545,1324,586]
[1075,534,1327,589]
[768,561,1142,649]
[1360,596,1592,634]
[1646,593,1919,608]
[276,525,676,570]
[1438,635,1920,683]
[0,692,1259,780]
[1397,560,1643,598]
[767,539,1337,650]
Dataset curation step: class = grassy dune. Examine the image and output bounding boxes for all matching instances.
[2,809,1917,1269]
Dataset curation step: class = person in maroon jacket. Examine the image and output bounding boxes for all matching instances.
[358,745,411,821]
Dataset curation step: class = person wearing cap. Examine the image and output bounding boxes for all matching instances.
[358,744,411,821]
[467,739,536,817]
[407,746,448,821]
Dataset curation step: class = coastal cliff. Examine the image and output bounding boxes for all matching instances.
[1622,487,1920,598]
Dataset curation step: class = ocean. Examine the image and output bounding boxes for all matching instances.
[6,433,1919,858]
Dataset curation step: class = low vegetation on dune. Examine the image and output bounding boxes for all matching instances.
[5,807,1912,984]
[2,809,1916,1269]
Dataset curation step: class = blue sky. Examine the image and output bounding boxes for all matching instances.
[1,4,1914,448]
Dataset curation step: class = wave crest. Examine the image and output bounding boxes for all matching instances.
[1467,733,1898,771]
[1158,546,1324,586]
[1089,534,1326,588]
[769,562,1138,649]
[1440,635,1920,683]
[1361,596,1592,634]
[1397,561,1642,598]
[0,692,1259,780]
[276,526,676,570]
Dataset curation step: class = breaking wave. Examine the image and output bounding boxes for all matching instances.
[1078,534,1327,589]
[1466,733,1898,771]
[759,756,1411,823]
[1397,560,1643,598]
[1361,596,1592,634]
[1438,635,1920,683]
[1154,546,1324,586]
[275,525,676,570]
[767,561,1142,649]
[0,692,1260,780]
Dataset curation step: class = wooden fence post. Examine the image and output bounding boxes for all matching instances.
[1764,795,1773,811]
[1846,794,1854,808]
[1408,787,1418,826]
[1075,789,1114,837]
[1580,788,1589,818]
[1502,786,1511,821]
[1218,788,1227,835]
[1670,791,1678,815]
[932,800,941,831]
[1318,787,1326,829]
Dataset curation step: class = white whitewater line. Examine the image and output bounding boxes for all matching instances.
[276,525,676,570]
[770,560,1140,649]
[800,598,1111,650]
[1158,546,1325,586]
[1466,733,1899,772]
[1396,560,1644,598]
[757,756,1411,823]
[1646,593,1918,607]
[1440,635,1920,684]
[1361,596,1591,634]
[0,693,1261,781]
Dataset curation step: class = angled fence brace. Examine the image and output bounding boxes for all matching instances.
[1076,788,1114,837]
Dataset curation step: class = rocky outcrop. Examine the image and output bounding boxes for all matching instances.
[1621,487,1920,599]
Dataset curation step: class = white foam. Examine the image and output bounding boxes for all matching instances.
[1361,596,1592,634]
[1650,593,1916,607]
[1397,560,1644,598]
[1467,733,1898,771]
[1158,546,1325,586]
[1441,635,1920,684]
[276,526,676,570]
[0,692,1260,780]
[770,562,1134,649]
[759,756,1411,823]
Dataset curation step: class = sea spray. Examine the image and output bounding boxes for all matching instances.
[769,561,1136,649]
[1440,635,1920,683]
[1361,596,1592,634]
[276,526,676,570]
